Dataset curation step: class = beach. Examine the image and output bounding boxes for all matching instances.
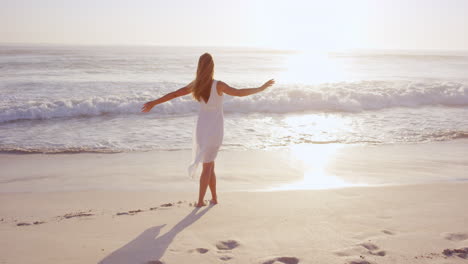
[1,45,468,263]
[1,183,468,264]
[2,0,468,262]
[1,141,468,263]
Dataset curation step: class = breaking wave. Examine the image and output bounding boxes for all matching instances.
[1,81,467,123]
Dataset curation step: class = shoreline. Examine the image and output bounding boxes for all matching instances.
[1,140,467,193]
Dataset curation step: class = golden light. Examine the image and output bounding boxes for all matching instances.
[283,114,350,135]
[278,51,347,84]
[271,143,356,190]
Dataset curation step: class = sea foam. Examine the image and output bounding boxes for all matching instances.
[1,81,467,123]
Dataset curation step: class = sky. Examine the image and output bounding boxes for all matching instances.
[1,0,468,51]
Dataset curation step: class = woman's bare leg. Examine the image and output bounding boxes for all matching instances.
[209,163,217,204]
[197,162,213,207]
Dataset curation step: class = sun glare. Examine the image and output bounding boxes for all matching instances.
[272,144,354,190]
[278,51,347,84]
[283,114,349,134]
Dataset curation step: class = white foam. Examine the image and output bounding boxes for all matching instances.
[1,81,467,123]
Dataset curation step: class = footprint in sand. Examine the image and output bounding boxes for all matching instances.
[443,232,468,241]
[262,256,299,264]
[219,255,233,261]
[443,248,468,259]
[334,243,386,259]
[215,240,239,261]
[369,250,386,256]
[60,211,94,219]
[360,243,386,257]
[116,209,144,216]
[360,243,379,251]
[17,220,46,226]
[382,230,395,235]
[216,240,240,250]
[195,248,209,254]
[348,260,372,264]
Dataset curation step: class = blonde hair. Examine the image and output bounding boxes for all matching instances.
[191,53,214,103]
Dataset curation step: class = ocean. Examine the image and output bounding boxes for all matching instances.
[1,44,468,193]
[1,44,467,154]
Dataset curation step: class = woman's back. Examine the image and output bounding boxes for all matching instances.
[198,80,223,111]
[189,80,224,178]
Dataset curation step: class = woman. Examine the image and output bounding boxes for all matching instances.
[142,53,274,207]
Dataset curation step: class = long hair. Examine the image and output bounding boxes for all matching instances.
[191,53,214,103]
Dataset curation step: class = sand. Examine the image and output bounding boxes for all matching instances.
[2,140,468,194]
[1,183,468,264]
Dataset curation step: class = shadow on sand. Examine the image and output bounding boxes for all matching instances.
[98,205,213,264]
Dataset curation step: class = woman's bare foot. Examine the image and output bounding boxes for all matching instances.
[210,198,218,205]
[195,201,206,207]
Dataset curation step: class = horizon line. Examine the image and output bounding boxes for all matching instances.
[1,42,468,53]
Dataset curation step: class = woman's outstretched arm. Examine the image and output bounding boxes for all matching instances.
[220,79,275,97]
[141,83,192,112]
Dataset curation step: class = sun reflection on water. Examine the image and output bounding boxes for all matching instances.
[271,143,357,190]
[283,114,351,137]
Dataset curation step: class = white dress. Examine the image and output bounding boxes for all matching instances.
[188,80,224,178]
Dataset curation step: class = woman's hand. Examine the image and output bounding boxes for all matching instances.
[141,101,156,113]
[260,79,275,91]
